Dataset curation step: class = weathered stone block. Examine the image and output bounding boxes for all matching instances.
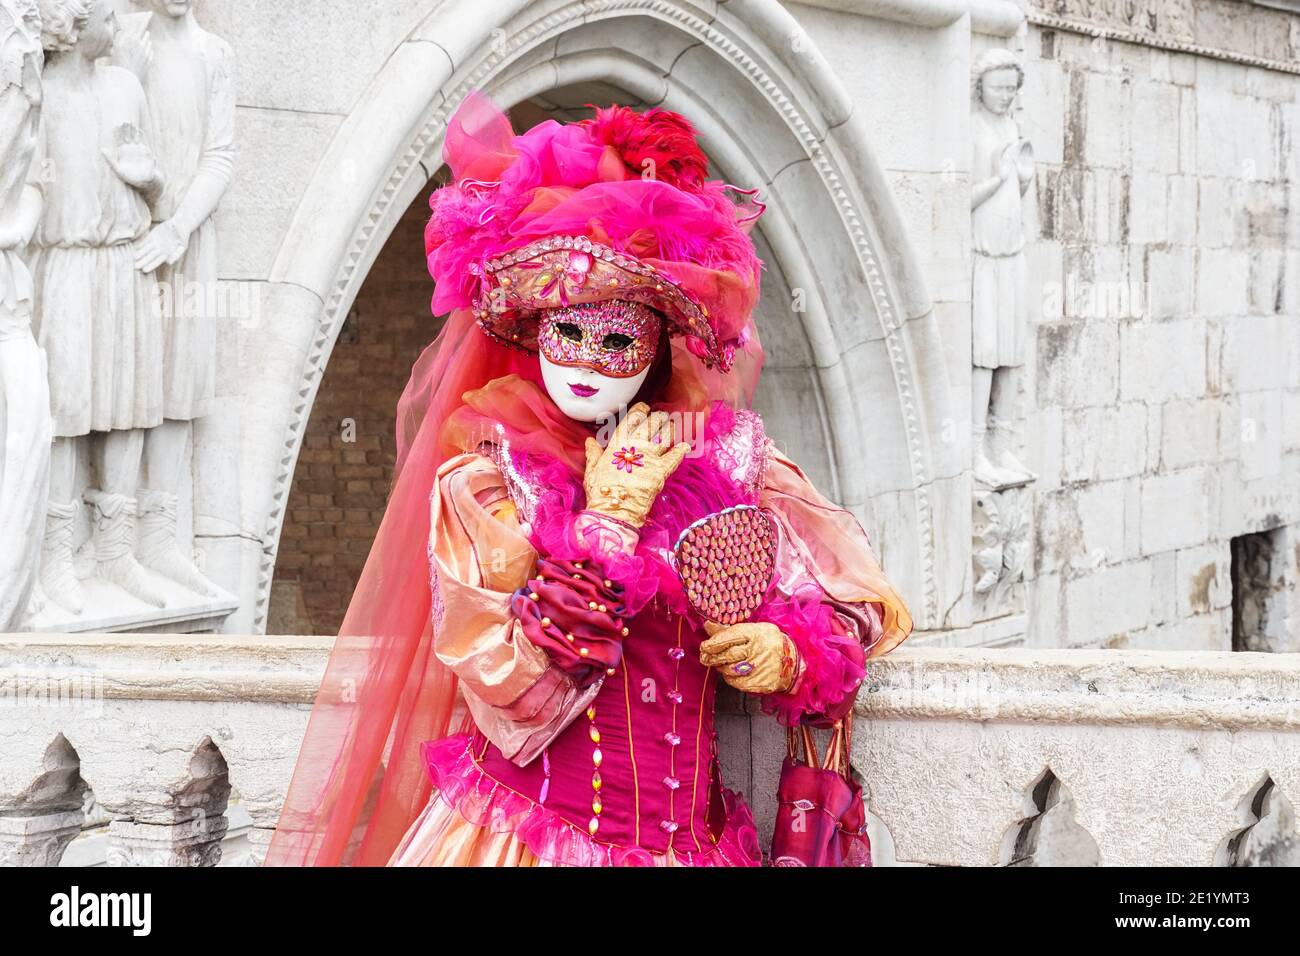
[1128,171,1168,245]
[1220,314,1293,393]
[1082,72,1132,170]
[1131,79,1182,174]
[1120,319,1208,402]
[1037,320,1121,408]
[219,108,342,281]
[1062,403,1148,483]
[200,1,433,114]
[1240,390,1284,481]
[1140,467,1217,555]
[1064,560,1153,643]
[1195,248,1251,321]
[1176,543,1232,618]
[1195,177,1236,248]
[1142,246,1196,319]
[1160,398,1221,470]
[1076,480,1129,567]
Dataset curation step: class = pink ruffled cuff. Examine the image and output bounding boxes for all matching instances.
[753,584,868,727]
[510,555,627,682]
[530,504,662,615]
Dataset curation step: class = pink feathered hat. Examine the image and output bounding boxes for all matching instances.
[424,92,765,372]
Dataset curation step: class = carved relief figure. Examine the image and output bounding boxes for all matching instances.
[970,48,1035,488]
[0,0,50,627]
[29,0,165,611]
[115,0,234,596]
[972,486,1030,620]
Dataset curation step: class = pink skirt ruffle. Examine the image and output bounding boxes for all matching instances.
[401,733,762,867]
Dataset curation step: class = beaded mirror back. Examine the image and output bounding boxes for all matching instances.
[672,505,777,626]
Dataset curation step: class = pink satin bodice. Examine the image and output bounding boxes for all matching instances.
[471,599,730,855]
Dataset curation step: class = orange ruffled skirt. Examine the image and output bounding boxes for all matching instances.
[388,791,687,867]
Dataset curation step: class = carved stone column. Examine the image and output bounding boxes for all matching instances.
[99,736,232,866]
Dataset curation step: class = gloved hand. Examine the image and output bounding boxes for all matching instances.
[699,621,800,695]
[583,402,691,529]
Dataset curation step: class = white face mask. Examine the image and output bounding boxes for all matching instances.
[540,353,650,423]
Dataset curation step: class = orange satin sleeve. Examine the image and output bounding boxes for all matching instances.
[759,448,913,659]
[429,453,601,765]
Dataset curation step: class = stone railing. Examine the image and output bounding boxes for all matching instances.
[0,633,327,866]
[1,635,1296,866]
[846,649,1300,866]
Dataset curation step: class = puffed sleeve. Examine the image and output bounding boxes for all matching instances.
[755,446,913,725]
[429,453,601,766]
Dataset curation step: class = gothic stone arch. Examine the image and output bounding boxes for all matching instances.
[243,0,966,634]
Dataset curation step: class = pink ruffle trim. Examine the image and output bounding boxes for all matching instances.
[523,403,758,618]
[420,733,763,867]
[753,583,866,727]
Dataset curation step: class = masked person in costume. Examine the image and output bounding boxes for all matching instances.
[265,93,911,868]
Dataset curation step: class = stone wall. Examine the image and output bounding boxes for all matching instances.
[1018,13,1300,650]
[792,0,1300,650]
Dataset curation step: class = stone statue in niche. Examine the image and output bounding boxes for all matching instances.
[0,0,51,628]
[30,0,168,613]
[111,0,234,599]
[970,48,1036,489]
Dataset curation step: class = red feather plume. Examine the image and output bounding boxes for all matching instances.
[583,105,709,191]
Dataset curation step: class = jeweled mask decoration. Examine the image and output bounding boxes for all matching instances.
[474,235,730,370]
[537,300,663,379]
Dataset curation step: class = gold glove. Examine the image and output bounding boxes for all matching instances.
[584,402,691,529]
[698,622,800,695]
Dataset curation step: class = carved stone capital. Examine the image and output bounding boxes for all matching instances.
[0,809,84,867]
[106,815,229,867]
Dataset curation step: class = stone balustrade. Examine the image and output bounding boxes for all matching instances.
[1,634,1296,866]
[0,634,328,866]
[845,649,1300,866]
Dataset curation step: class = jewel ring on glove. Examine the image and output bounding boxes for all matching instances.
[700,622,800,695]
